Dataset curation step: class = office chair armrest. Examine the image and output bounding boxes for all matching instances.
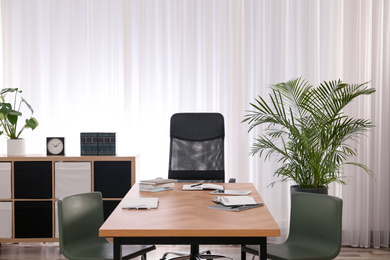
[228,178,236,183]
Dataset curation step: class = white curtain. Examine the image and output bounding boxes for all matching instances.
[1,0,389,248]
[340,0,390,248]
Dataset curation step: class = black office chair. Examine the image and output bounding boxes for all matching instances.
[241,192,343,260]
[58,192,156,260]
[168,112,235,183]
[161,112,233,260]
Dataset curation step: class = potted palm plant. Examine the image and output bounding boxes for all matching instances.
[0,88,39,155]
[243,77,375,194]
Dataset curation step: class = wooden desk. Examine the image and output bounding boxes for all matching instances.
[99,183,280,260]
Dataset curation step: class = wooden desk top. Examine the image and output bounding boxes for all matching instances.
[99,183,280,238]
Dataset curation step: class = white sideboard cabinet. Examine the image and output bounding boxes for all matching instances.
[0,155,136,243]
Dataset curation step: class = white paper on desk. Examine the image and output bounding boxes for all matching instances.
[122,198,159,209]
[215,196,257,206]
[182,183,224,191]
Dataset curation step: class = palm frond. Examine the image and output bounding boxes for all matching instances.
[243,77,376,188]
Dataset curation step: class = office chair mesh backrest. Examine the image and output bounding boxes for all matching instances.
[168,113,225,182]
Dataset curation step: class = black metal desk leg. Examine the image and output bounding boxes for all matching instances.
[113,237,122,260]
[259,237,267,260]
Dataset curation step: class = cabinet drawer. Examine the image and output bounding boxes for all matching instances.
[15,201,52,238]
[0,163,11,199]
[55,162,92,198]
[14,161,52,199]
[94,161,132,198]
[0,202,12,238]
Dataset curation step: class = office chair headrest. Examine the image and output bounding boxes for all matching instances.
[170,113,225,141]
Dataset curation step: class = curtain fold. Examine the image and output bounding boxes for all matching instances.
[341,0,390,248]
[1,0,389,248]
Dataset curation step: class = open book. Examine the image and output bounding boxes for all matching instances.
[182,183,224,191]
[212,196,257,206]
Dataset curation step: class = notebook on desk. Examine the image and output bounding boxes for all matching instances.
[208,203,263,212]
[209,196,262,212]
[182,183,224,191]
[121,198,159,209]
[212,196,257,206]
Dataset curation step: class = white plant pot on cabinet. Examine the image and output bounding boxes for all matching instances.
[7,139,26,156]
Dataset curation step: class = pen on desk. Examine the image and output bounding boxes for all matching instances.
[191,183,203,187]
[122,204,151,210]
[123,207,151,210]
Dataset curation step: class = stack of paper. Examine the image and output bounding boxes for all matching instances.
[139,178,175,192]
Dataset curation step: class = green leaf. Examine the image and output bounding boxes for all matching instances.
[0,88,20,96]
[7,114,18,125]
[25,117,39,130]
[0,103,12,114]
[21,98,34,114]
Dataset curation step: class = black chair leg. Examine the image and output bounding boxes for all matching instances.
[241,245,246,260]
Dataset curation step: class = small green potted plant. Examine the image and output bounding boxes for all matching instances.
[0,88,39,155]
[243,77,375,194]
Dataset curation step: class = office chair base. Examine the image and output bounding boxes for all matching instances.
[161,254,233,260]
[161,250,233,260]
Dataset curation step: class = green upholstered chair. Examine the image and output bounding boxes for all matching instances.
[57,192,156,260]
[241,192,343,260]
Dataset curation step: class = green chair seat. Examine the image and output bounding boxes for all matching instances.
[58,192,156,260]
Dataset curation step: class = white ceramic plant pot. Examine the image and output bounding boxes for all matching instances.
[7,139,26,156]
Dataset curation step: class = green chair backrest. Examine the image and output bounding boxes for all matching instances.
[57,192,106,257]
[288,192,343,256]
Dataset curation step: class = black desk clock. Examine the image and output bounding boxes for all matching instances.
[46,137,65,155]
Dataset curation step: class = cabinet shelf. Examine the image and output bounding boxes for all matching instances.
[0,155,136,242]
